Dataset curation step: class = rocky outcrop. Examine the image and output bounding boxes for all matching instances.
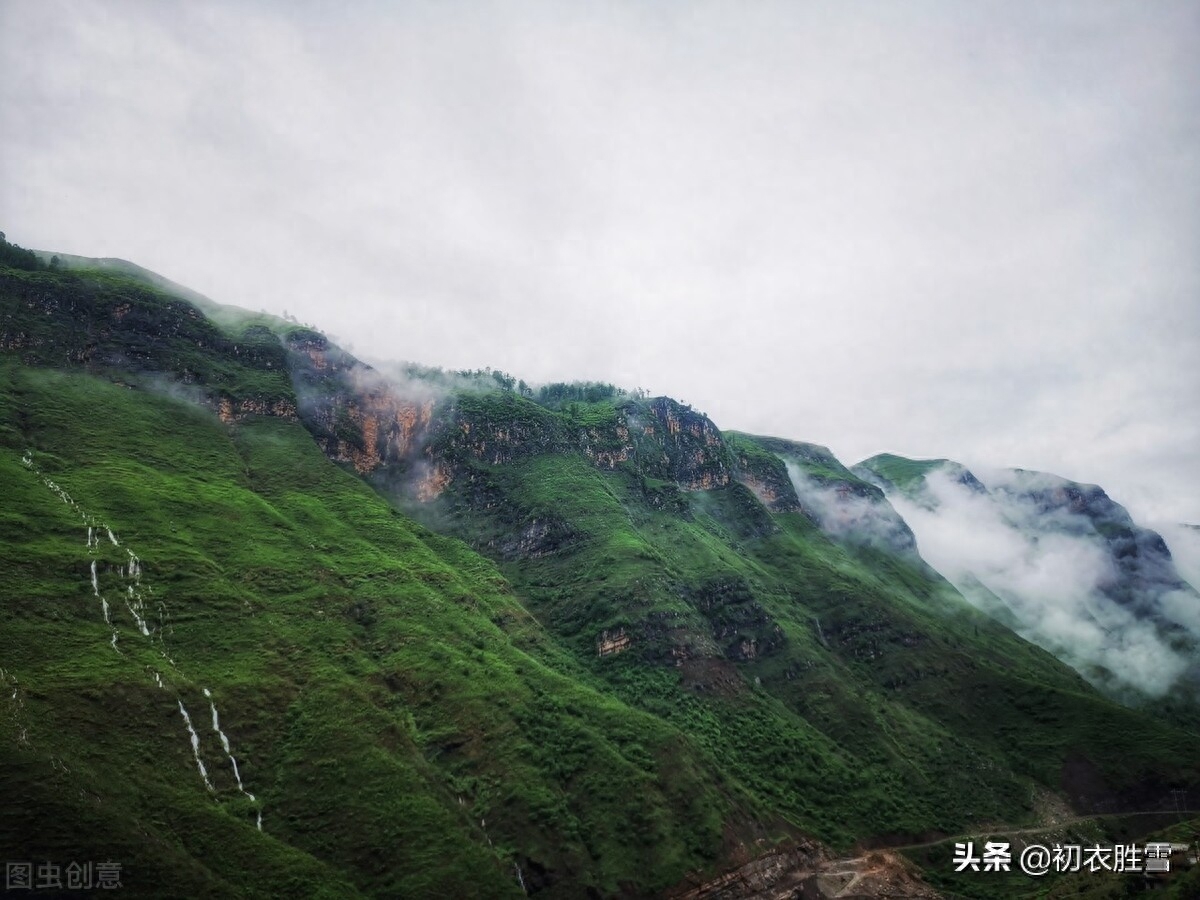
[596,627,632,657]
[855,455,1200,697]
[726,433,804,514]
[287,353,741,505]
[0,270,299,420]
[732,436,920,559]
[216,395,298,424]
[285,330,439,475]
[669,841,941,899]
[992,468,1194,616]
[488,515,579,561]
[685,575,787,663]
[432,392,565,469]
[639,398,733,490]
[737,472,800,512]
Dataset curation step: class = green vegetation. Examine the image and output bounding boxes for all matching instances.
[0,358,765,897]
[420,422,1198,846]
[0,232,44,271]
[855,452,950,492]
[2,256,1197,897]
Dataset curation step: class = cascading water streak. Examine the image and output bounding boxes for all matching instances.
[23,452,265,828]
[178,700,214,792]
[203,688,255,799]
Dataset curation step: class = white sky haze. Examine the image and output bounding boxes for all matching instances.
[2,0,1197,523]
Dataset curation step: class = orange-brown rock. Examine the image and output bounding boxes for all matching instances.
[215,396,298,425]
[597,628,632,657]
[416,463,452,502]
[669,843,941,900]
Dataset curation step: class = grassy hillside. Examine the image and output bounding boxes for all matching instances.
[2,252,1198,897]
[0,268,791,897]
[853,453,952,493]
[411,413,1199,844]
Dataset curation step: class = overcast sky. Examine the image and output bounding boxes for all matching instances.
[2,0,1198,524]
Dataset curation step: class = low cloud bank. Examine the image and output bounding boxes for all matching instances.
[885,467,1198,698]
[1159,523,1200,597]
[783,461,917,557]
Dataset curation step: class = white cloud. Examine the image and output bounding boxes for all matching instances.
[783,460,916,556]
[886,467,1197,697]
[1160,524,1200,594]
[2,0,1197,520]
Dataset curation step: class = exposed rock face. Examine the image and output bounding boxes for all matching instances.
[432,393,564,469]
[993,468,1191,614]
[856,455,1200,697]
[734,435,919,559]
[5,272,194,362]
[284,340,737,502]
[640,398,733,491]
[726,433,804,513]
[414,462,452,502]
[578,418,635,470]
[596,627,632,657]
[278,366,786,675]
[0,270,298,422]
[737,472,801,512]
[860,457,1197,622]
[802,476,921,560]
[669,842,941,899]
[587,571,796,673]
[488,516,579,561]
[216,396,298,424]
[671,842,828,899]
[285,330,439,475]
[685,575,786,663]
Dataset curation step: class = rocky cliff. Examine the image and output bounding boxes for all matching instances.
[855,454,1200,703]
[283,335,736,501]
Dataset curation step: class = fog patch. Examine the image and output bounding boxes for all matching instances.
[783,460,916,557]
[1158,589,1200,636]
[887,466,1195,698]
[369,359,532,402]
[133,373,214,410]
[1159,523,1200,595]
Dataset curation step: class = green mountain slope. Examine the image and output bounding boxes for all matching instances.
[0,263,787,897]
[275,324,1198,836]
[2,242,1198,897]
[383,397,1198,825]
[853,452,1200,727]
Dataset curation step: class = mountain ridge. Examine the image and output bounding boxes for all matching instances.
[2,240,1198,897]
[855,454,1200,709]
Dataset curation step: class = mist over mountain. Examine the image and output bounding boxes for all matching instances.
[1160,523,1200,602]
[854,456,1200,701]
[5,0,1199,530]
[3,4,1198,896]
[1,242,1198,897]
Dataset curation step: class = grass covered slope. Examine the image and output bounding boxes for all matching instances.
[398,392,1200,845]
[0,271,787,896]
[852,451,1200,730]
[3,251,1198,897]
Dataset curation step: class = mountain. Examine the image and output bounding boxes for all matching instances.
[1,238,1198,898]
[854,454,1200,710]
[739,436,921,561]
